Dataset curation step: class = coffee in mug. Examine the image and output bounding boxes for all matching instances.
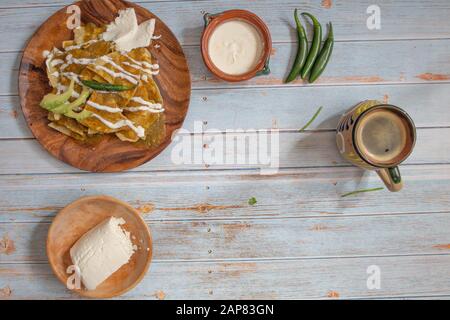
[336,100,416,192]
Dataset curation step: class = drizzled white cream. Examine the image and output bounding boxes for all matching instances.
[86,101,122,113]
[56,84,122,114]
[51,59,64,67]
[123,53,159,69]
[122,61,159,75]
[64,39,100,52]
[56,84,79,97]
[100,56,141,80]
[130,97,161,108]
[61,72,83,85]
[60,54,98,72]
[126,97,164,113]
[95,65,139,85]
[67,55,98,65]
[124,106,164,113]
[92,114,145,138]
[42,9,165,139]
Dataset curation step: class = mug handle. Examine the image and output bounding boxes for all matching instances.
[376,166,403,192]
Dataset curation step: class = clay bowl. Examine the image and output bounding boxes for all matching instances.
[201,9,272,82]
[47,195,152,298]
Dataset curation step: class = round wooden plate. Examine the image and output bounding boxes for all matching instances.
[19,0,191,172]
[47,195,153,298]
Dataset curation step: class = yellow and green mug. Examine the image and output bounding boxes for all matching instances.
[336,100,416,192]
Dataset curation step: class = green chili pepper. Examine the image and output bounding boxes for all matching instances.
[341,187,384,198]
[299,106,323,132]
[285,9,308,83]
[300,12,322,79]
[81,80,135,92]
[309,22,334,83]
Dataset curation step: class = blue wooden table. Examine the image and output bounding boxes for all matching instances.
[1,0,450,299]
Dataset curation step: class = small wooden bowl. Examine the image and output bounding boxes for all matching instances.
[47,195,152,298]
[201,9,272,82]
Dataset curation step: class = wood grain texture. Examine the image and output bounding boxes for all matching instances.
[0,0,179,9]
[2,0,450,300]
[0,164,449,223]
[19,0,191,172]
[2,255,450,299]
[4,83,450,139]
[5,39,450,95]
[0,127,448,174]
[2,0,450,52]
[3,211,450,263]
[188,39,450,89]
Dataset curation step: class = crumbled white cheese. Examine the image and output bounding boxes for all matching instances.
[70,217,136,291]
[102,8,156,52]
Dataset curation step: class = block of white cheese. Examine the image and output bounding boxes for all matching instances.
[102,8,156,52]
[70,217,136,291]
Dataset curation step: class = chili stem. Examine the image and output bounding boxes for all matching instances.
[341,187,384,198]
[299,106,323,132]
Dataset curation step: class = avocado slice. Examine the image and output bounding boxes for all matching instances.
[65,109,92,121]
[39,79,74,110]
[52,86,91,113]
[51,86,92,121]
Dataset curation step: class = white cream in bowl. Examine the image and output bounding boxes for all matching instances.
[208,20,264,75]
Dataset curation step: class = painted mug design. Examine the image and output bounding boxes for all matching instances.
[336,100,416,192]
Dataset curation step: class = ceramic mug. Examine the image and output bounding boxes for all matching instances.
[336,100,416,192]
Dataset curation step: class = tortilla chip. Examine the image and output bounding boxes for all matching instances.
[79,91,129,133]
[83,51,141,101]
[43,20,166,149]
[74,23,106,44]
[48,113,87,141]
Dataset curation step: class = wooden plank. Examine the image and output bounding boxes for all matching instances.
[2,212,450,263]
[3,83,450,139]
[187,39,450,89]
[0,127,448,174]
[2,255,450,299]
[0,96,31,139]
[1,0,450,51]
[1,164,449,222]
[0,0,178,8]
[4,40,450,95]
[0,52,18,95]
